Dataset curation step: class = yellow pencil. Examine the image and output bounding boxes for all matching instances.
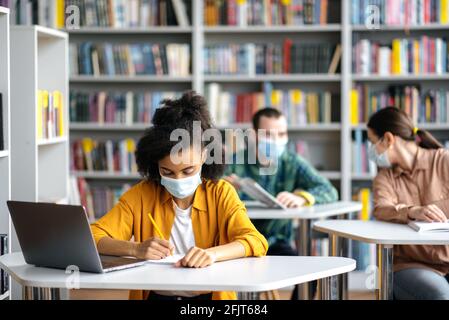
[147,213,165,240]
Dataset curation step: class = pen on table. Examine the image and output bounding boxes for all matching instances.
[147,213,174,256]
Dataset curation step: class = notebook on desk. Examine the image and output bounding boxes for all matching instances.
[408,221,449,233]
[237,178,287,210]
[146,254,184,264]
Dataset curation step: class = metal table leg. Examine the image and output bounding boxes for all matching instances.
[376,244,394,300]
[297,219,313,300]
[318,276,339,300]
[238,292,260,300]
[328,234,348,300]
[22,286,61,300]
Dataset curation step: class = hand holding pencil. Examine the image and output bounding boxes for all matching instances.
[133,214,175,260]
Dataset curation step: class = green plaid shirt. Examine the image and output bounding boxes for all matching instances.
[224,149,339,246]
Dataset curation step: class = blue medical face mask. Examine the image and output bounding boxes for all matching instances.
[258,137,288,160]
[368,141,391,168]
[160,169,202,199]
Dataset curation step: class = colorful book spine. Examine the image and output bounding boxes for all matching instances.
[204,41,340,75]
[352,0,449,25]
[37,90,65,140]
[71,138,138,174]
[353,36,449,75]
[204,0,337,26]
[10,0,191,27]
[76,178,131,220]
[351,84,449,125]
[70,91,181,124]
[206,82,339,126]
[71,42,191,77]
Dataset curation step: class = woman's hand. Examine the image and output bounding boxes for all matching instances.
[175,247,217,268]
[276,192,307,208]
[133,237,175,260]
[408,205,448,222]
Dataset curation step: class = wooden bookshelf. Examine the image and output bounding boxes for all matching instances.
[0,6,11,301]
[10,26,69,253]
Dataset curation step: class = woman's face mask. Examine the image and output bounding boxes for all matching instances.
[368,140,391,168]
[160,169,202,199]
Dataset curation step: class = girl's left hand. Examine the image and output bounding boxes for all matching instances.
[175,247,217,268]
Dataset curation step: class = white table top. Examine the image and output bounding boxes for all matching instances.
[314,220,449,245]
[245,201,362,220]
[0,253,355,292]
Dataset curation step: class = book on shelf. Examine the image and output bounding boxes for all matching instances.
[70,42,191,77]
[0,0,10,8]
[0,93,3,151]
[71,138,138,174]
[352,128,377,176]
[70,90,181,124]
[351,84,449,125]
[9,0,65,28]
[8,0,191,28]
[311,237,329,256]
[351,188,376,271]
[0,234,8,295]
[351,0,449,25]
[75,177,132,220]
[408,221,449,232]
[37,90,65,140]
[204,40,341,75]
[204,0,339,26]
[206,82,340,126]
[65,0,191,28]
[353,36,449,75]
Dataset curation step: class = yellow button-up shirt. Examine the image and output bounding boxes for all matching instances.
[90,179,269,300]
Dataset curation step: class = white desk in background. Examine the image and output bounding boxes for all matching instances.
[245,201,362,300]
[314,220,449,300]
[0,253,355,300]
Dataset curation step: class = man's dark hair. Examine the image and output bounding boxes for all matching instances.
[135,91,224,182]
[252,107,283,130]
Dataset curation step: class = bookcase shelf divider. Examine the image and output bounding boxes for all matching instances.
[0,7,11,301]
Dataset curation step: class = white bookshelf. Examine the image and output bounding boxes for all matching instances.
[9,25,69,300]
[69,75,194,83]
[203,24,342,33]
[10,25,69,244]
[0,6,11,301]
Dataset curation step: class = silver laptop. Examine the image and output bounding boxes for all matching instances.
[7,201,146,273]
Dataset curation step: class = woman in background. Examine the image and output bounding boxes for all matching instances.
[367,107,449,300]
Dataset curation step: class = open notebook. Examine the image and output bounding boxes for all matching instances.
[145,254,184,264]
[408,221,449,233]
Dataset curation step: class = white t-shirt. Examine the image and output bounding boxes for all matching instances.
[170,203,195,255]
[154,202,208,298]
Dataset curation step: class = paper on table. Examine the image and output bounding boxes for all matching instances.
[408,221,449,232]
[145,254,184,264]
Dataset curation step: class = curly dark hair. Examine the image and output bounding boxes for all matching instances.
[135,91,225,182]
